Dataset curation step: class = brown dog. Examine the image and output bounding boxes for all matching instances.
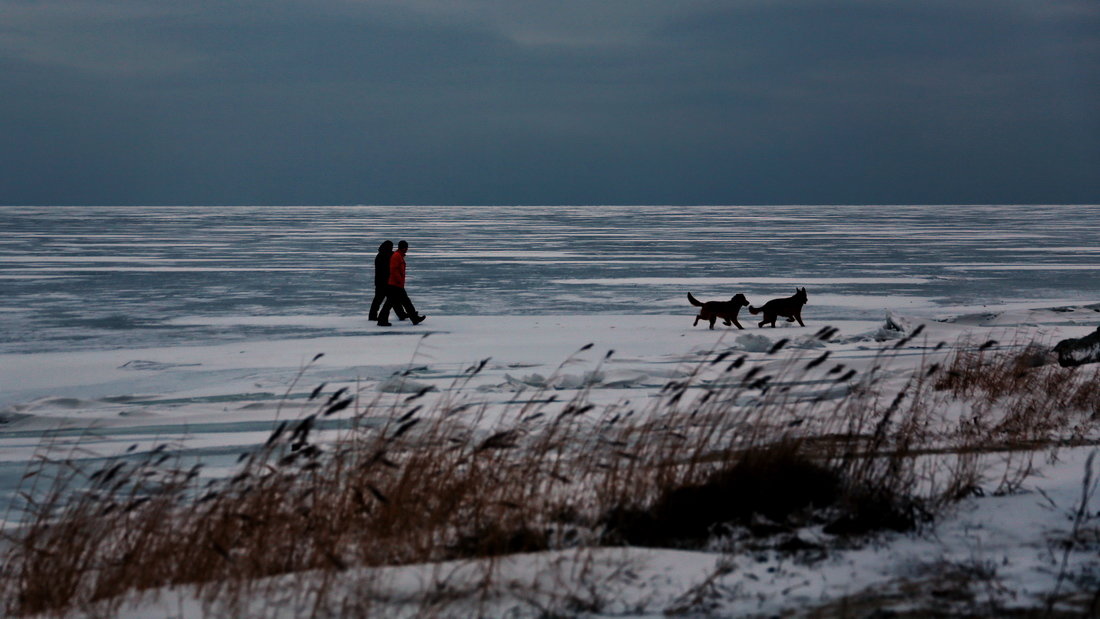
[748,287,808,328]
[688,292,750,329]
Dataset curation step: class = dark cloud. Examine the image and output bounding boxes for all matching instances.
[1,0,1097,205]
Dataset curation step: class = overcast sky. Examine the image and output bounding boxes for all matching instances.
[1,0,1097,205]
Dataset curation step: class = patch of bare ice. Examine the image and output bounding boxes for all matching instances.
[376,375,437,394]
[735,333,773,352]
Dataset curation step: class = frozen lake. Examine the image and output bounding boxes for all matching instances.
[3,205,1100,615]
[3,204,1099,354]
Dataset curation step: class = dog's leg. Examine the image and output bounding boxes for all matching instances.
[709,316,716,330]
[795,313,805,327]
[732,318,743,329]
[694,314,701,327]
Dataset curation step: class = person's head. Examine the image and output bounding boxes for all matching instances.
[397,240,409,254]
[379,240,393,252]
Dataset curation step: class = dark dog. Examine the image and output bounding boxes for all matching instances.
[688,292,750,330]
[749,288,808,328]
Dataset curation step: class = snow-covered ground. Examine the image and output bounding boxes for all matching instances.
[2,205,1099,616]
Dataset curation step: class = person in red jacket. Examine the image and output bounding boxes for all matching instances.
[377,240,425,326]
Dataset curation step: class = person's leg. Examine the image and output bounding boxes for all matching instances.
[395,287,424,324]
[382,285,407,324]
[393,296,408,321]
[377,294,393,325]
[369,286,386,321]
[400,289,417,319]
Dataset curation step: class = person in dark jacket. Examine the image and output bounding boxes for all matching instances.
[369,241,406,322]
[378,240,425,326]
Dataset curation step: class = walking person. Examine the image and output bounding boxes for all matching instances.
[369,241,407,322]
[378,240,426,326]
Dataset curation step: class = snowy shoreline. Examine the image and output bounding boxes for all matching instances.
[3,303,1100,616]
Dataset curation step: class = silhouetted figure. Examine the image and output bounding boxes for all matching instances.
[369,241,407,322]
[378,240,426,326]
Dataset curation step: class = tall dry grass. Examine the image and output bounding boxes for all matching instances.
[3,334,1099,616]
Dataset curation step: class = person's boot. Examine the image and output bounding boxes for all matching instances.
[411,315,426,325]
[377,319,392,326]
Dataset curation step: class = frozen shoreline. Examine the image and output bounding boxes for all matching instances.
[3,305,1098,616]
[3,307,1098,475]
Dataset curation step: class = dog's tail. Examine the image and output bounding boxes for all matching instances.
[748,305,761,315]
[687,292,703,307]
